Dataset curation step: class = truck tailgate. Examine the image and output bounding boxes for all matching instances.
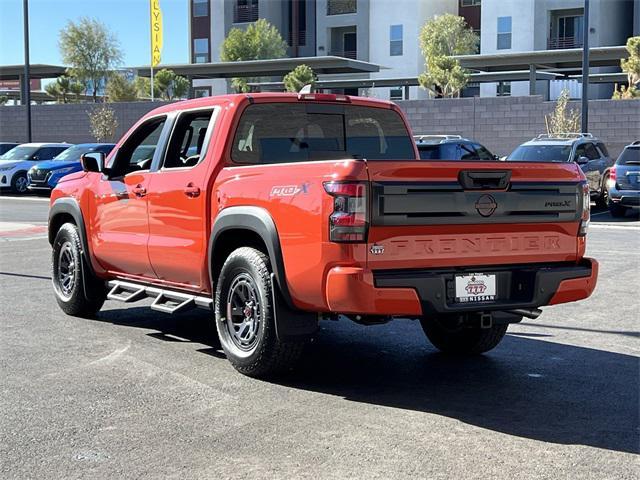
[366,161,585,270]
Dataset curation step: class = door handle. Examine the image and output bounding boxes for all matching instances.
[132,184,146,197]
[184,183,201,198]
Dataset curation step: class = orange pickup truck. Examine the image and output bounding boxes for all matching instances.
[48,93,598,377]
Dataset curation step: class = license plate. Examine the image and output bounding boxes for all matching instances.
[455,274,496,303]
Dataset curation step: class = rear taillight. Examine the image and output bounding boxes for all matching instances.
[609,165,617,182]
[579,182,590,236]
[324,181,367,243]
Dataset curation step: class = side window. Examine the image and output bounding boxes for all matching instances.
[584,143,600,160]
[459,143,477,161]
[33,147,62,160]
[473,144,495,160]
[163,110,214,169]
[596,142,609,157]
[110,117,166,177]
[574,144,586,161]
[439,143,460,160]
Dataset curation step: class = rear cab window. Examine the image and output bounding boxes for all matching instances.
[231,102,415,164]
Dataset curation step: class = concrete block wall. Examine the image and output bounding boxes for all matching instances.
[398,96,640,158]
[0,97,638,158]
[0,101,171,145]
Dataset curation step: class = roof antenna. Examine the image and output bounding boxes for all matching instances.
[299,83,314,94]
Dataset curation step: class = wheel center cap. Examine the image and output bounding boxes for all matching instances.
[243,304,253,318]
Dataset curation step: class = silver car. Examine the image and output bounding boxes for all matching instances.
[506,133,614,205]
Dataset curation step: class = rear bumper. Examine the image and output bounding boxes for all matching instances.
[324,258,598,317]
[609,188,640,208]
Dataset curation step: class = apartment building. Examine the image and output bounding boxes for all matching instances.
[189,0,464,99]
[479,0,636,99]
[189,0,317,96]
[189,0,637,100]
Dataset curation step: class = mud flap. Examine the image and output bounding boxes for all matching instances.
[270,273,318,342]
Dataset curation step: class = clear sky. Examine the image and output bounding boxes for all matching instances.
[0,0,189,67]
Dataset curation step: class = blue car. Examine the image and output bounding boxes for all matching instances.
[27,143,115,193]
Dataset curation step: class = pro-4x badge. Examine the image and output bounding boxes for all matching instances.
[370,244,385,255]
[270,183,310,197]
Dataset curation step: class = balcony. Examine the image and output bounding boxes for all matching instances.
[548,36,583,49]
[234,3,259,23]
[287,30,307,46]
[328,50,357,59]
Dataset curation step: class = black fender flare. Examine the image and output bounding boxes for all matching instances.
[208,206,317,341]
[49,197,95,277]
[208,206,291,306]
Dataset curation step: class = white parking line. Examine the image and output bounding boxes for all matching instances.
[0,195,50,203]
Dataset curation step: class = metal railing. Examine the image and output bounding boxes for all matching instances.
[547,36,583,49]
[234,3,259,23]
[328,50,357,59]
[287,30,307,46]
[327,0,357,15]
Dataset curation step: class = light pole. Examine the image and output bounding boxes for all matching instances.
[580,0,590,134]
[23,0,32,142]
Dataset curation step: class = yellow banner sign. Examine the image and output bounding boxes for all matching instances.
[150,0,163,67]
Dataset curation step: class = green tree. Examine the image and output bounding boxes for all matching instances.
[135,76,160,99]
[418,14,478,98]
[620,36,640,92]
[545,88,581,135]
[147,69,190,100]
[88,103,118,142]
[220,18,288,92]
[59,17,123,102]
[0,95,8,105]
[106,72,138,102]
[69,81,85,102]
[283,64,316,92]
[44,75,85,103]
[172,75,190,99]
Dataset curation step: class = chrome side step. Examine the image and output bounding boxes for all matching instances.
[107,280,213,314]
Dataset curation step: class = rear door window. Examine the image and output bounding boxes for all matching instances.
[163,110,214,169]
[231,103,415,164]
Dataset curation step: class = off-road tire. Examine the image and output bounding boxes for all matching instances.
[52,223,105,317]
[608,202,627,218]
[10,171,28,194]
[214,247,304,378]
[420,316,508,355]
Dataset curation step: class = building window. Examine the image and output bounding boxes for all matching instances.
[193,38,209,63]
[390,25,403,56]
[327,0,357,16]
[497,16,512,50]
[192,0,208,17]
[193,87,212,98]
[460,0,481,6]
[549,14,584,49]
[287,0,307,47]
[497,81,511,96]
[235,0,259,23]
[390,86,403,101]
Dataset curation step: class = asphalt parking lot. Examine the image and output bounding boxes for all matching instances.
[0,195,638,479]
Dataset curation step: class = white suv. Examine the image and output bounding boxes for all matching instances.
[0,143,71,193]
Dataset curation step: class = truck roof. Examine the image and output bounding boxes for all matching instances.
[145,92,398,118]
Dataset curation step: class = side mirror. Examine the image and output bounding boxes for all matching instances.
[577,156,589,165]
[81,152,105,173]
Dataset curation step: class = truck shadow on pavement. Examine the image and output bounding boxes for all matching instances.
[95,307,639,455]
